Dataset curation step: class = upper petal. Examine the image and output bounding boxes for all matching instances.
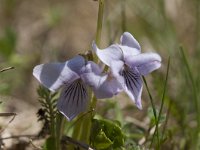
[33,55,85,92]
[125,53,161,75]
[119,45,141,60]
[92,41,123,66]
[120,32,141,51]
[57,79,88,121]
[66,55,86,74]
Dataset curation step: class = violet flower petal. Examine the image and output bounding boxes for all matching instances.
[33,63,79,92]
[121,68,143,109]
[81,61,103,75]
[92,41,123,66]
[81,72,122,99]
[66,55,86,74]
[81,61,122,99]
[110,61,143,109]
[57,79,88,121]
[110,60,125,86]
[33,55,85,92]
[119,45,141,60]
[120,32,141,50]
[125,53,161,75]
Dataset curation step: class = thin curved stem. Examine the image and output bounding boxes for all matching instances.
[142,77,160,149]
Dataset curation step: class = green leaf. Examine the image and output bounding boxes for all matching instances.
[91,118,125,149]
[93,130,113,149]
[43,136,56,150]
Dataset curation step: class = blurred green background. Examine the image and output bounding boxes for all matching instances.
[0,0,200,149]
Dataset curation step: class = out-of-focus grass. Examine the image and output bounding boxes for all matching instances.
[104,0,200,149]
[0,0,98,101]
[124,0,199,149]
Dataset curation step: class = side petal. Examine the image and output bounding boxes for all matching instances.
[120,32,141,51]
[57,80,88,121]
[95,75,123,99]
[81,73,123,99]
[121,68,143,109]
[92,41,123,66]
[33,56,84,92]
[125,53,161,75]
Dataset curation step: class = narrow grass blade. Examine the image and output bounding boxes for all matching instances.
[179,46,200,131]
[144,57,170,149]
[161,100,171,140]
[155,57,170,144]
[142,77,160,148]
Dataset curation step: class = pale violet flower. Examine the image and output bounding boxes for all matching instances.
[93,32,161,109]
[33,55,121,121]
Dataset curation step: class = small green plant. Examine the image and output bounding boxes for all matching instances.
[33,1,163,149]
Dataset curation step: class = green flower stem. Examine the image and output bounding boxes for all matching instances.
[71,0,105,147]
[90,93,97,113]
[79,0,105,143]
[93,0,105,63]
[56,113,65,150]
[71,94,94,146]
[92,0,105,107]
[72,120,82,140]
[95,0,104,46]
[79,114,92,142]
[75,90,93,143]
[71,113,91,149]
